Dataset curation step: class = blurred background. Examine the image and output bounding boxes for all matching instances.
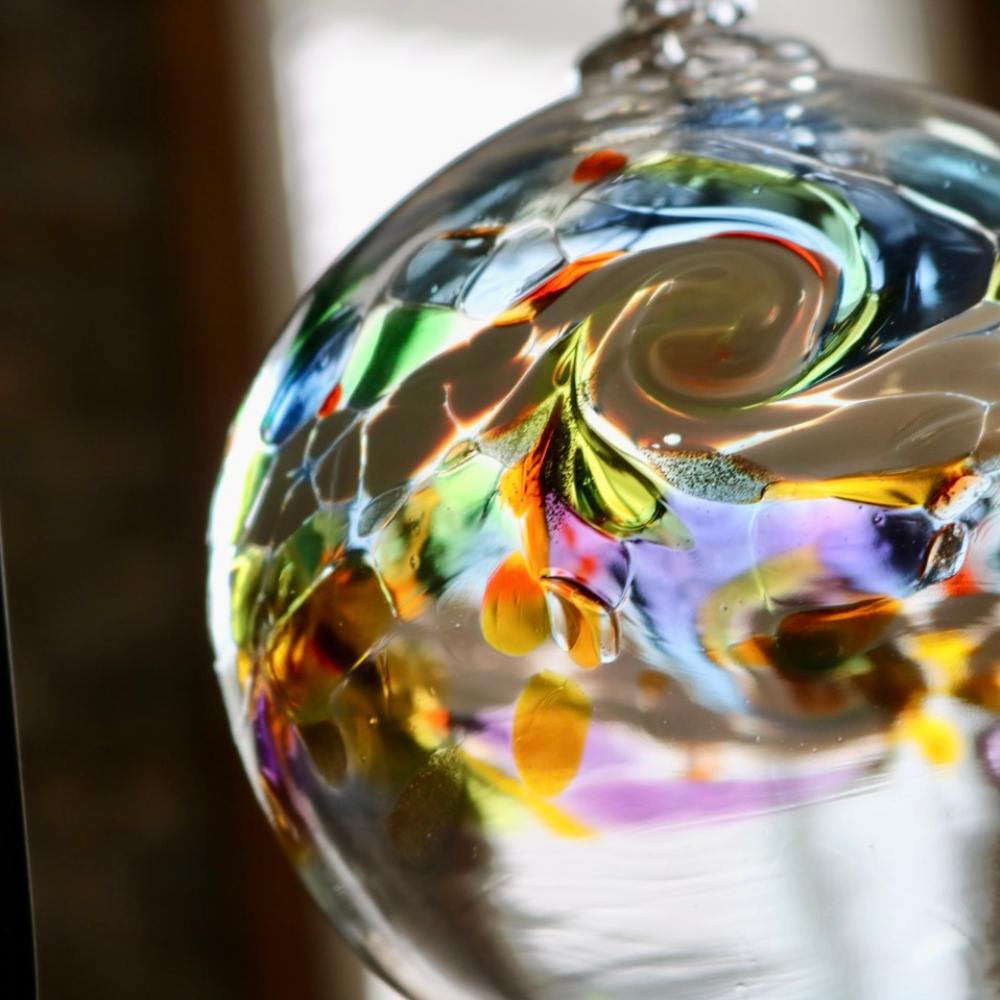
[3,0,1000,997]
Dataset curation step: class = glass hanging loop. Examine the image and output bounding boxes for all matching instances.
[623,0,757,31]
[585,0,776,81]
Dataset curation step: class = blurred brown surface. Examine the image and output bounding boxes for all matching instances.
[0,1,326,997]
[923,0,1000,107]
[967,0,1000,108]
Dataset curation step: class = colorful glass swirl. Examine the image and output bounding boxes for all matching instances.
[210,47,1000,1000]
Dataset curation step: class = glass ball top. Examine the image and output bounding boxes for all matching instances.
[209,9,1000,999]
[624,0,757,30]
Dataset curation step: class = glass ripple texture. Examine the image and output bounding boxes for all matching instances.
[209,20,1000,1000]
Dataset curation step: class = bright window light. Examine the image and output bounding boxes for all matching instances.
[273,13,578,289]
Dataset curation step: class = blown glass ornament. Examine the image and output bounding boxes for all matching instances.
[209,2,1000,996]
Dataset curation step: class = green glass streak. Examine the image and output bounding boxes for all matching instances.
[484,321,694,545]
[341,305,467,409]
[256,508,350,640]
[425,453,507,569]
[990,256,1000,302]
[563,324,691,544]
[375,452,511,599]
[422,454,510,590]
[633,154,879,394]
[290,260,365,355]
[233,449,273,546]
[634,154,868,318]
[230,546,267,650]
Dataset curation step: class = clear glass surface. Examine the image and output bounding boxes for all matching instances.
[209,9,1000,998]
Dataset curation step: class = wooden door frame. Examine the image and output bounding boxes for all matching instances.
[151,2,327,998]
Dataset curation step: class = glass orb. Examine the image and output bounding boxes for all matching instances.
[209,6,1000,998]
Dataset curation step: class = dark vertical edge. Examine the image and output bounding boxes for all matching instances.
[146,1,329,998]
[922,0,1000,104]
[967,0,1000,109]
[1,526,36,999]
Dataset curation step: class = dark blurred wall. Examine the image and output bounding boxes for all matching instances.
[968,0,1000,107]
[0,1,325,997]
